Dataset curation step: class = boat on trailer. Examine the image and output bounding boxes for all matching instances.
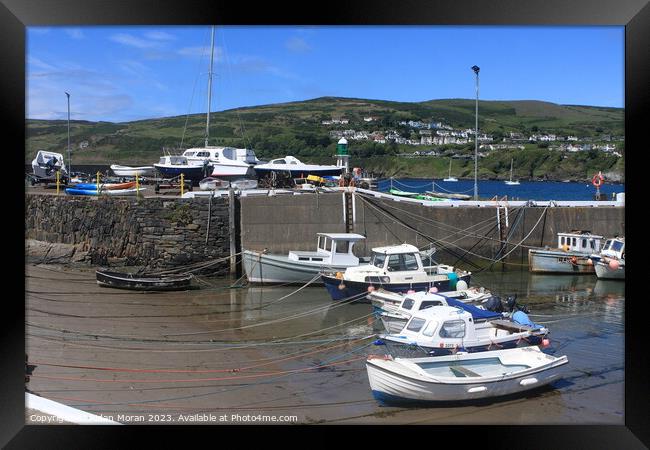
[366,346,568,404]
[243,233,367,284]
[528,231,603,274]
[96,269,193,291]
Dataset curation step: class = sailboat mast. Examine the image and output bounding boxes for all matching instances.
[205,26,215,148]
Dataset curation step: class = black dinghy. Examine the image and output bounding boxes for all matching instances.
[96,269,194,291]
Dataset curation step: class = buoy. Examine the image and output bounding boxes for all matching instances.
[456,280,468,291]
[407,289,415,294]
[587,258,594,266]
[338,283,346,290]
[429,287,438,293]
[608,259,620,270]
[542,338,550,347]
[335,272,343,279]
[367,286,375,292]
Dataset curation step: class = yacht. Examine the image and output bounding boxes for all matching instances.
[505,158,520,185]
[443,159,458,182]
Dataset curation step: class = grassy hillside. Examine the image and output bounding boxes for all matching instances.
[26,97,624,181]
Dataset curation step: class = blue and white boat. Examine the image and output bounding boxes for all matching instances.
[320,244,471,301]
[378,303,548,356]
[153,155,212,183]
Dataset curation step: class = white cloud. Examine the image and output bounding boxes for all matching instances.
[110,33,161,49]
[65,28,85,40]
[144,31,176,41]
[285,37,311,53]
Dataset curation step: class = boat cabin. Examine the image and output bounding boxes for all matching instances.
[556,231,603,254]
[158,155,193,166]
[369,244,453,275]
[182,146,258,166]
[600,237,625,260]
[287,233,366,266]
[32,150,67,178]
[393,306,489,344]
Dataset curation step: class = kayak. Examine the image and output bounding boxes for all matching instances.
[72,181,137,190]
[66,187,145,196]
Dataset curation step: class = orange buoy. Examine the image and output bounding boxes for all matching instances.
[608,259,620,270]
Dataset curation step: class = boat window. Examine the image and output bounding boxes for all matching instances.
[311,258,323,262]
[590,240,595,249]
[439,320,466,338]
[572,238,577,246]
[371,253,386,268]
[335,241,349,253]
[560,237,565,246]
[159,157,166,164]
[611,241,624,252]
[403,253,419,270]
[603,240,611,251]
[401,299,415,310]
[274,159,286,164]
[421,320,439,337]
[582,238,587,248]
[420,300,443,310]
[222,148,236,160]
[298,257,309,261]
[387,255,402,271]
[196,151,210,157]
[406,317,426,332]
[185,151,196,156]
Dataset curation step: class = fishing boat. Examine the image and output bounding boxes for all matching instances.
[528,231,603,274]
[370,289,495,334]
[96,269,193,291]
[243,233,367,284]
[590,236,625,280]
[443,159,458,182]
[365,346,568,404]
[110,165,156,177]
[320,244,471,301]
[153,155,212,183]
[378,304,548,356]
[253,156,343,178]
[504,158,520,185]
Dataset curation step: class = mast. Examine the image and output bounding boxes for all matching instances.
[510,158,514,182]
[205,26,215,148]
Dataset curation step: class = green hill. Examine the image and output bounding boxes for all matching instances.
[26,97,624,181]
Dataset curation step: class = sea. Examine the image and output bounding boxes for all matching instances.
[378,178,625,201]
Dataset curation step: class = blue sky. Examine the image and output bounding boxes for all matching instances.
[27,26,624,123]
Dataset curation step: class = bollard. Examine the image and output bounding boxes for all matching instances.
[96,171,101,192]
[56,170,60,195]
[135,172,140,198]
[180,173,184,197]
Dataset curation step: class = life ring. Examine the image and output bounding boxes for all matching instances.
[592,173,604,187]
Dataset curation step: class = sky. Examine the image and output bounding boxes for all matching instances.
[26,26,624,123]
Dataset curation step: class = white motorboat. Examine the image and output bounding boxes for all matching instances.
[528,231,603,274]
[31,150,68,181]
[254,156,343,178]
[321,244,471,301]
[110,164,155,177]
[590,236,625,280]
[368,287,493,312]
[504,158,520,185]
[372,290,496,334]
[243,233,367,284]
[379,304,548,356]
[182,147,257,180]
[443,159,458,182]
[366,346,568,404]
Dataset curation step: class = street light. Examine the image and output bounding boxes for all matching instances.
[65,92,71,177]
[471,65,480,200]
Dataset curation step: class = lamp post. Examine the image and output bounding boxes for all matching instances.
[471,65,480,201]
[65,92,71,176]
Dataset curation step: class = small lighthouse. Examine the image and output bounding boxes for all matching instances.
[335,137,349,173]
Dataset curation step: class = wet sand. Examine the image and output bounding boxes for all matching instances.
[25,264,624,425]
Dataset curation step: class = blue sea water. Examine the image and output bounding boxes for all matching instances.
[378,178,625,201]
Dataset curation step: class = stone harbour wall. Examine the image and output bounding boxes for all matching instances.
[25,194,231,272]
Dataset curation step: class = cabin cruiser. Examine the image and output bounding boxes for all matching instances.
[153,155,212,183]
[31,150,68,181]
[243,233,367,284]
[320,243,471,301]
[181,146,257,180]
[589,236,625,280]
[378,303,548,356]
[528,231,603,274]
[254,156,343,178]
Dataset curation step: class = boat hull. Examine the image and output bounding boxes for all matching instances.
[242,250,354,284]
[110,165,156,177]
[254,167,343,178]
[321,273,472,301]
[96,270,193,291]
[367,358,566,404]
[154,165,212,182]
[595,261,625,280]
[528,249,595,274]
[381,334,546,357]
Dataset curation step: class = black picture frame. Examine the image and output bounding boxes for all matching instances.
[4,0,645,447]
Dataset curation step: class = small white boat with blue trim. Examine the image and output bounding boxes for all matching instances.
[366,346,568,404]
[243,233,367,284]
[377,302,548,356]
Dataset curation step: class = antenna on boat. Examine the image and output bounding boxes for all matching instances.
[205,25,215,148]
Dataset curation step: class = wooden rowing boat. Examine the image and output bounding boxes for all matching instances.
[96,269,194,291]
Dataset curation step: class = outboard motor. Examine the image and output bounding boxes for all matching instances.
[484,296,503,313]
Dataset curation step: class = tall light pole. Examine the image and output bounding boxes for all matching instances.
[471,65,480,200]
[65,92,71,176]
